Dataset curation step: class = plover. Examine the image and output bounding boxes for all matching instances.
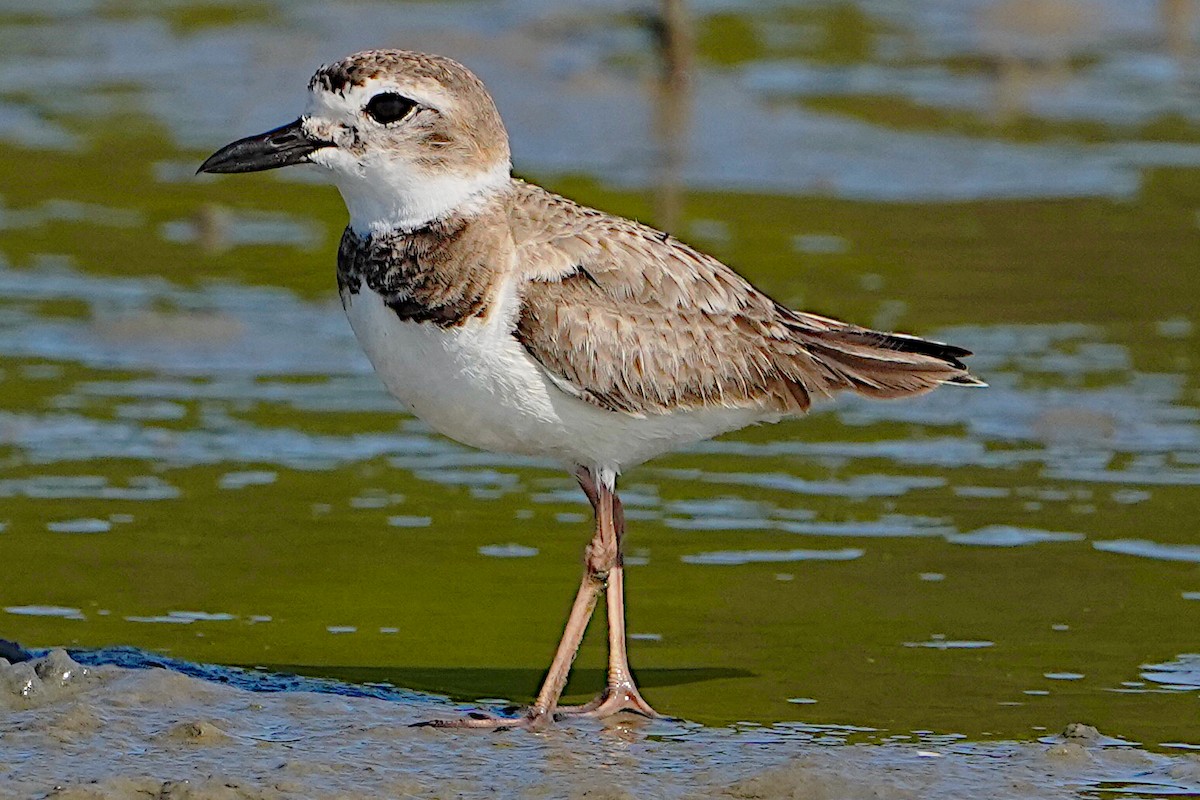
[199,49,982,728]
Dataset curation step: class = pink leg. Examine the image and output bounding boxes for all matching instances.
[559,477,659,718]
[418,466,629,729]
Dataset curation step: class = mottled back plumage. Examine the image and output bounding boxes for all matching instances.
[506,181,979,416]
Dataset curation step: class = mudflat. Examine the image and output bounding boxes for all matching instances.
[4,650,1198,799]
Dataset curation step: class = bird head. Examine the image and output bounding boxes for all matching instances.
[198,50,512,232]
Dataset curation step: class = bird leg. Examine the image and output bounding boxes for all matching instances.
[556,467,660,719]
[416,466,656,729]
[416,468,613,729]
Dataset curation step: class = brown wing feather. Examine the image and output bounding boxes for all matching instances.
[510,182,981,417]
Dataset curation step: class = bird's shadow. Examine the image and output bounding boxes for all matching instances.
[247,664,754,704]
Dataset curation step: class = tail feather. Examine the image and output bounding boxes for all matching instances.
[784,322,985,401]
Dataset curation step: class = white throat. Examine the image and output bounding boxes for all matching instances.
[313,151,511,233]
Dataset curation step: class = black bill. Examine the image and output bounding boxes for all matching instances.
[197,118,329,174]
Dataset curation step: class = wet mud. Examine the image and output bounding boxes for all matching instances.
[3,651,1198,800]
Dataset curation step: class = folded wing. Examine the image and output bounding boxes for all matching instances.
[510,183,982,418]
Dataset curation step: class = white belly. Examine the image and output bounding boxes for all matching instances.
[341,279,767,472]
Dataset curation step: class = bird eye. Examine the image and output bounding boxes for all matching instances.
[365,92,418,125]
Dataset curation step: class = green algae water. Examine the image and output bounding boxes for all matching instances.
[1,0,1198,770]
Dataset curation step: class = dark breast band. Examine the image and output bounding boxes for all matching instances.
[336,224,496,327]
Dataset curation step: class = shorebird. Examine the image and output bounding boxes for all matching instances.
[199,49,982,728]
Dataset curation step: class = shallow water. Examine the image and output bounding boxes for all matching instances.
[1,0,1199,793]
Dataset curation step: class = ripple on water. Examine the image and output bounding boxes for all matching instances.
[904,637,994,650]
[114,401,187,421]
[0,199,141,229]
[4,605,84,619]
[1,262,1195,507]
[0,265,367,378]
[167,612,235,622]
[0,476,178,501]
[120,611,235,625]
[952,485,1012,499]
[217,470,277,490]
[413,468,521,490]
[1093,539,1200,564]
[46,518,110,534]
[657,510,945,542]
[680,548,864,566]
[1111,488,1153,504]
[386,515,432,528]
[661,469,946,498]
[945,525,1085,547]
[1141,655,1200,691]
[663,515,774,531]
[694,436,987,469]
[778,515,952,538]
[666,497,770,517]
[478,544,539,558]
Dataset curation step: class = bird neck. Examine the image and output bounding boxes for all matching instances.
[338,159,512,235]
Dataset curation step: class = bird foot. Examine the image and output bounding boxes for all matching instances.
[414,683,662,729]
[556,681,661,719]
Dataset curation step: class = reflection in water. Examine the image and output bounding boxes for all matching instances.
[160,205,322,252]
[981,0,1199,123]
[649,0,693,233]
[1163,0,1199,66]
[979,0,1097,122]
